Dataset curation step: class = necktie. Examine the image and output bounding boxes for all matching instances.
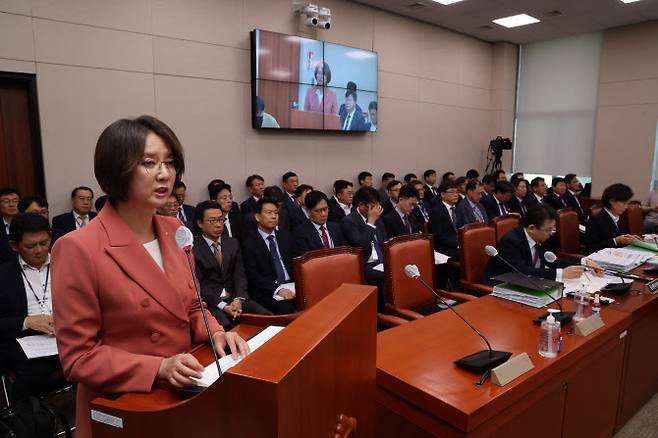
[373,233,384,261]
[532,244,541,268]
[319,225,330,248]
[521,201,527,216]
[343,114,352,130]
[403,215,411,233]
[499,202,507,216]
[267,235,287,284]
[450,206,457,230]
[560,197,567,208]
[473,205,484,223]
[178,208,186,222]
[211,241,223,269]
[79,216,88,227]
[420,204,429,222]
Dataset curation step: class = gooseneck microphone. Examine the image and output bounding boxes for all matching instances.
[484,245,574,325]
[404,264,511,374]
[176,226,223,380]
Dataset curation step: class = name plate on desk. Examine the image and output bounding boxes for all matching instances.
[491,352,534,386]
[574,314,605,337]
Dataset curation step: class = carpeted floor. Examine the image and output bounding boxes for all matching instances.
[615,393,658,438]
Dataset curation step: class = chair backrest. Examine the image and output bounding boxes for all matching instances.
[556,208,580,254]
[383,233,435,310]
[589,203,603,218]
[458,223,496,283]
[293,246,364,310]
[620,203,644,235]
[492,215,520,243]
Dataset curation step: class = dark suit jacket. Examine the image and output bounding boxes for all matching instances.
[424,184,437,204]
[428,202,458,259]
[179,204,195,223]
[293,220,346,256]
[412,200,431,225]
[222,209,243,242]
[524,194,541,209]
[0,231,13,265]
[584,210,621,254]
[51,211,98,234]
[455,199,488,229]
[563,190,586,223]
[382,199,396,216]
[481,195,508,220]
[283,194,306,230]
[241,229,294,302]
[193,236,248,311]
[240,197,258,216]
[543,192,568,211]
[382,209,422,238]
[481,226,576,285]
[507,196,528,219]
[340,110,367,131]
[378,187,389,203]
[328,197,350,223]
[340,211,387,264]
[339,103,363,120]
[0,259,38,340]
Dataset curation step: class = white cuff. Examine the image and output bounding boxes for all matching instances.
[218,301,227,310]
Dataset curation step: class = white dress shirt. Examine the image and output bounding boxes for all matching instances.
[74,212,90,230]
[335,197,352,216]
[312,221,334,248]
[20,254,52,318]
[523,229,562,281]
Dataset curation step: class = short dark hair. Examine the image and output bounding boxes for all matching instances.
[346,81,357,91]
[482,174,495,185]
[423,169,436,180]
[0,187,21,198]
[9,213,50,243]
[314,61,332,85]
[353,187,380,206]
[455,176,467,186]
[245,174,264,188]
[357,172,372,184]
[492,169,506,180]
[465,180,480,192]
[382,172,395,182]
[404,173,418,183]
[282,172,297,183]
[438,180,457,194]
[174,181,186,190]
[510,172,524,184]
[94,115,184,203]
[530,177,545,188]
[564,173,578,184]
[255,196,279,214]
[551,177,565,187]
[207,179,225,198]
[345,89,357,102]
[263,186,285,204]
[466,169,480,179]
[494,181,514,195]
[410,179,423,187]
[209,182,232,201]
[18,195,48,212]
[95,195,108,212]
[525,203,557,229]
[368,101,377,111]
[513,178,529,188]
[333,179,353,194]
[386,180,402,191]
[195,200,222,223]
[399,185,419,200]
[601,183,634,208]
[305,191,329,210]
[71,186,94,199]
[441,172,455,181]
[295,184,314,198]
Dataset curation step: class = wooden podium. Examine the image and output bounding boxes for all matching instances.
[89,284,377,437]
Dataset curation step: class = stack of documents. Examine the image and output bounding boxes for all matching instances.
[492,282,562,308]
[562,273,624,294]
[629,239,658,254]
[587,248,651,272]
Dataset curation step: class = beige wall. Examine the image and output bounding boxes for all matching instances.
[592,20,658,199]
[0,0,517,215]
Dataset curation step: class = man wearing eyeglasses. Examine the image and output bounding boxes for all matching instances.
[52,186,96,235]
[0,187,21,264]
[192,201,269,329]
[292,190,345,256]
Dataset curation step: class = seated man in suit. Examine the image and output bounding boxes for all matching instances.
[585,183,639,254]
[210,183,243,241]
[0,213,65,403]
[404,173,418,184]
[290,184,314,230]
[18,195,49,221]
[281,171,299,207]
[242,197,296,314]
[411,179,431,225]
[293,191,345,256]
[507,178,529,219]
[428,181,460,259]
[366,101,377,132]
[328,179,354,223]
[243,186,292,235]
[456,180,488,228]
[455,176,468,204]
[525,177,547,208]
[358,171,374,189]
[240,174,265,216]
[340,90,367,131]
[492,169,507,182]
[563,173,587,224]
[193,201,269,329]
[510,172,524,185]
[544,177,569,211]
[383,184,422,238]
[480,174,495,201]
[482,204,595,285]
[423,169,438,204]
[442,172,456,183]
[208,178,240,212]
[481,181,514,220]
[466,169,480,183]
[378,172,395,204]
[382,180,402,215]
[173,180,196,223]
[341,187,388,310]
[51,186,96,235]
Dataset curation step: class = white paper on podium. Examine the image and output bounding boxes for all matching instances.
[192,325,285,387]
[16,335,58,359]
[562,273,622,301]
[434,251,450,265]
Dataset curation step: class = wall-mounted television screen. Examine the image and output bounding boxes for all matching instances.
[251,29,378,132]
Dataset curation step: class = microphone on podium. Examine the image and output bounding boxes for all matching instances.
[403,264,511,374]
[175,226,223,379]
[484,245,574,325]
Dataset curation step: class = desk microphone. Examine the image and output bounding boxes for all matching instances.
[404,264,511,374]
[484,245,574,325]
[175,226,222,379]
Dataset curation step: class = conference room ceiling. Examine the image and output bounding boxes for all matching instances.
[353,0,658,44]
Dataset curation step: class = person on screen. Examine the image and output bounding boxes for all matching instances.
[365,101,377,132]
[338,81,363,119]
[340,90,366,131]
[255,96,279,128]
[303,61,338,115]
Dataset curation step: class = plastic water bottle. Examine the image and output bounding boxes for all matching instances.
[591,294,601,317]
[539,309,561,358]
[573,284,591,322]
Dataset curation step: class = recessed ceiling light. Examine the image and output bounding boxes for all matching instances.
[432,0,465,5]
[492,13,540,28]
[619,0,643,3]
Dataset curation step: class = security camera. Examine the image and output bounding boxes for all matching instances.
[302,4,318,15]
[305,16,318,27]
[318,7,331,30]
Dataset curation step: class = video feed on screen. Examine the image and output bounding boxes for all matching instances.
[252,29,378,132]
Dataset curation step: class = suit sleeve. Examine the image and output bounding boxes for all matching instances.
[341,218,376,253]
[497,235,557,280]
[232,246,249,299]
[429,210,457,252]
[194,257,222,311]
[584,217,616,254]
[293,228,310,257]
[51,237,163,393]
[455,203,467,229]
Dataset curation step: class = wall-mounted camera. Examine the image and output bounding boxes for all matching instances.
[293,2,331,29]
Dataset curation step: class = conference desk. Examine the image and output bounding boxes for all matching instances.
[376,294,633,437]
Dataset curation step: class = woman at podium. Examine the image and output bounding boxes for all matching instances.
[51,116,249,438]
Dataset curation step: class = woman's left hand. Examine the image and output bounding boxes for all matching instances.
[212,331,250,360]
